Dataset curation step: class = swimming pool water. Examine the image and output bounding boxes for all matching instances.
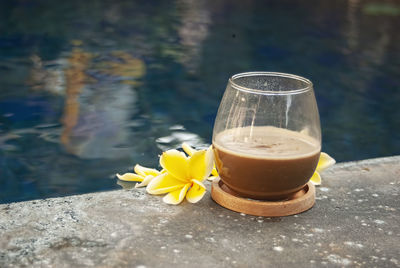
[1,0,399,203]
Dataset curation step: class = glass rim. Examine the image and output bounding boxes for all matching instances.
[229,72,313,95]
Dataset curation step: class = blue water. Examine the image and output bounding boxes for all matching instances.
[1,0,399,203]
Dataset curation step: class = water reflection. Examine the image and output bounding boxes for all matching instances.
[156,124,207,151]
[177,0,212,73]
[60,48,145,159]
[28,54,65,94]
[60,47,91,153]
[27,44,146,159]
[345,0,360,52]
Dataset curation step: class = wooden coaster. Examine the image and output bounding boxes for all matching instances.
[211,178,315,217]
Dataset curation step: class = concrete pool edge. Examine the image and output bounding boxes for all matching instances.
[0,155,399,267]
[2,154,400,206]
[332,154,400,167]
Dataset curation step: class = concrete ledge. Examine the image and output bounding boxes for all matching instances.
[1,156,399,267]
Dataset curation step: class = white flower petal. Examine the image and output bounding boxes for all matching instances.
[207,176,218,181]
[135,175,155,188]
[146,173,186,195]
[316,152,336,172]
[188,146,214,182]
[134,164,160,177]
[159,149,189,182]
[163,183,190,205]
[310,172,321,185]
[182,142,197,156]
[186,180,206,203]
[116,173,143,182]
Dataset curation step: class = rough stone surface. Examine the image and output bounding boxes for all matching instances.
[0,156,399,268]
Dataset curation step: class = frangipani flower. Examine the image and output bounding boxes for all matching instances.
[116,164,162,188]
[182,142,219,181]
[117,144,335,206]
[146,147,214,205]
[310,152,336,185]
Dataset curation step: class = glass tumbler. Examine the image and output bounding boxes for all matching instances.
[212,72,321,200]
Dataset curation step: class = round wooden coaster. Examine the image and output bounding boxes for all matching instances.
[211,178,315,217]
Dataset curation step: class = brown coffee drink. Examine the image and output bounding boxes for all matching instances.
[213,126,321,200]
